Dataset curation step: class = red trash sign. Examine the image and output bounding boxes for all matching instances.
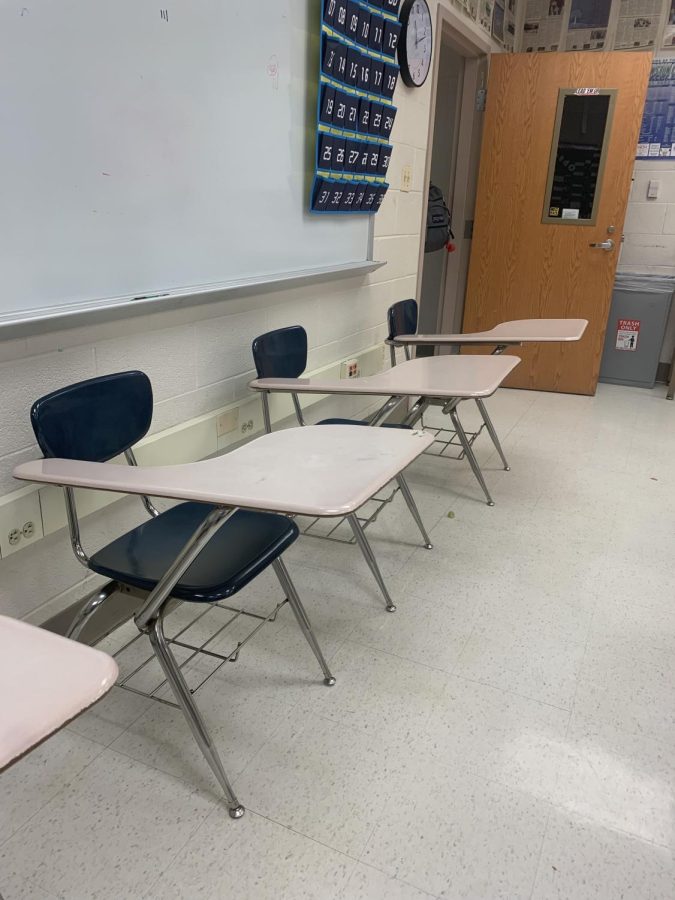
[616,318,640,351]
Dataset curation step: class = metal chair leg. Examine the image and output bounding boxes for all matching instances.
[347,514,397,612]
[271,558,336,686]
[475,398,510,471]
[65,581,119,640]
[449,407,495,507]
[395,473,433,550]
[148,617,245,819]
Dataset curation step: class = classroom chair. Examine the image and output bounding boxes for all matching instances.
[251,325,432,579]
[29,371,335,819]
[385,299,511,473]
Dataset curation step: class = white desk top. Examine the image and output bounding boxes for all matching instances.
[0,616,117,770]
[250,355,520,400]
[14,425,434,518]
[394,318,588,346]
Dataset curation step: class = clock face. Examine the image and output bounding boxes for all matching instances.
[400,0,433,88]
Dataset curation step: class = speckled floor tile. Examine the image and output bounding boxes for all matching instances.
[574,647,675,745]
[362,761,550,898]
[295,641,447,741]
[531,809,675,900]
[345,592,478,673]
[144,808,353,900]
[0,730,103,844]
[0,748,216,899]
[453,627,586,709]
[549,711,675,848]
[337,862,438,900]
[233,712,414,858]
[422,676,570,801]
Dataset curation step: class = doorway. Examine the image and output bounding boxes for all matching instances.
[416,11,489,343]
[462,51,652,394]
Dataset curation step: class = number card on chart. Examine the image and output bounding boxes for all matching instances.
[311,0,401,214]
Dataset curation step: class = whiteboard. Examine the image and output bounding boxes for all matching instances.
[0,0,371,324]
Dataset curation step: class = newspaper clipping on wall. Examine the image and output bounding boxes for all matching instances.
[504,0,518,48]
[451,0,478,23]
[479,0,495,31]
[492,0,506,43]
[615,0,661,49]
[565,0,612,50]
[663,0,675,48]
[522,0,566,51]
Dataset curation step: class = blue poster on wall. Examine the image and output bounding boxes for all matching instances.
[636,59,675,159]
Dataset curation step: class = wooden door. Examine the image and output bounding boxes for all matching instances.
[463,51,652,394]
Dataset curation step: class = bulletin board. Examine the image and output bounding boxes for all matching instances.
[636,58,675,158]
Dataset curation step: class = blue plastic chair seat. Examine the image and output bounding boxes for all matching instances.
[318,418,412,429]
[89,503,299,603]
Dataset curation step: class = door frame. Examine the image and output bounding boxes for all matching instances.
[416,5,492,335]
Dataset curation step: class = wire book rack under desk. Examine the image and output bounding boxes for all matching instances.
[298,482,400,545]
[97,598,288,707]
[418,417,486,462]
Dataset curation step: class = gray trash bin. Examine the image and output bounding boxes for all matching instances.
[599,273,675,389]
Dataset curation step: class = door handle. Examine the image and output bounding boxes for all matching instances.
[589,239,615,251]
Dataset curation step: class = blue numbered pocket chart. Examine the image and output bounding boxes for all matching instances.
[636,59,675,160]
[311,0,401,214]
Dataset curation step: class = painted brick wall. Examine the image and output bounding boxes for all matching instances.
[0,0,496,623]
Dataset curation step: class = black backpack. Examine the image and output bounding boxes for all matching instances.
[425,183,454,253]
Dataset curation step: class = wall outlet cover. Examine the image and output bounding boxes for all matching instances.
[340,358,360,379]
[0,490,43,558]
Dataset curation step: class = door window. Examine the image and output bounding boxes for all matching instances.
[543,89,616,225]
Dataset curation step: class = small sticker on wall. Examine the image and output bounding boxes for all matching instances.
[561,208,580,219]
[616,318,640,351]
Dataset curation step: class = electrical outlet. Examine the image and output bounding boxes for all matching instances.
[401,164,412,192]
[216,408,239,437]
[340,358,360,379]
[0,490,43,557]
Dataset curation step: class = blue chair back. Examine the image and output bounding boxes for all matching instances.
[31,371,153,462]
[387,299,418,341]
[252,326,308,378]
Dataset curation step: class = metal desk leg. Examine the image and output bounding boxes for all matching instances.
[272,558,336,686]
[149,617,245,819]
[396,473,433,549]
[65,581,119,640]
[448,406,495,506]
[475,398,510,471]
[347,514,397,612]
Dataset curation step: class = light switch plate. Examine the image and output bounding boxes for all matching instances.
[401,164,412,192]
[647,179,660,199]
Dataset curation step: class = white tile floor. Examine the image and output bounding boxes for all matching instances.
[2,383,675,899]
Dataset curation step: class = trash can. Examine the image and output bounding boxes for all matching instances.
[599,273,675,389]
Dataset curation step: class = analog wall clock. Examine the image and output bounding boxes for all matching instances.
[398,0,433,88]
